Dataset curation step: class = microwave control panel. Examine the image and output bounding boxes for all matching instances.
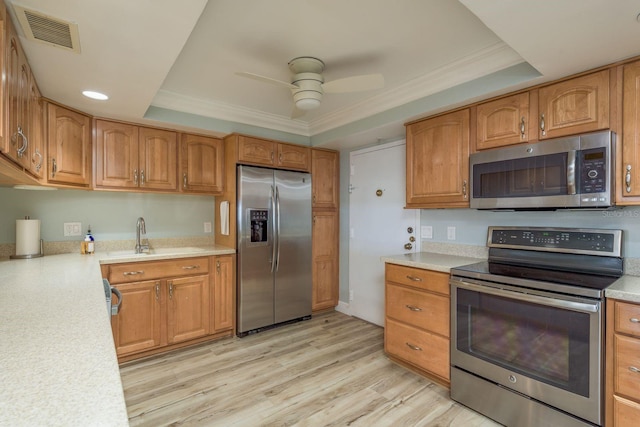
[579,147,607,194]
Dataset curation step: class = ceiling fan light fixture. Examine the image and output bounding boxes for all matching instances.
[295,97,321,110]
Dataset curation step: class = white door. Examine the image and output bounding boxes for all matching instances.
[348,140,418,326]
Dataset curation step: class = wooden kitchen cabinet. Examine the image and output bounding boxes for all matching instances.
[619,60,640,203]
[46,103,92,187]
[312,210,339,311]
[405,108,470,208]
[28,77,45,179]
[537,69,610,140]
[237,135,310,171]
[384,263,451,386]
[475,92,531,150]
[312,148,339,209]
[105,255,235,361]
[95,119,177,191]
[605,299,640,427]
[180,133,224,194]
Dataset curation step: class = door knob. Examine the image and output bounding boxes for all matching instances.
[409,236,415,242]
[407,227,413,233]
[404,243,412,250]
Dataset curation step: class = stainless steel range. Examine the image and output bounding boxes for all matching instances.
[450,226,623,427]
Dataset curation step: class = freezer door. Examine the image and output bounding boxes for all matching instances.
[274,169,312,323]
[237,166,275,334]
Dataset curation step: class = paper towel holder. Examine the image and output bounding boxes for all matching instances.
[10,239,44,259]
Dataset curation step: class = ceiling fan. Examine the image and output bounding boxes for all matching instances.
[236,57,384,117]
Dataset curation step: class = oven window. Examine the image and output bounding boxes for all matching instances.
[455,288,590,397]
[473,152,568,198]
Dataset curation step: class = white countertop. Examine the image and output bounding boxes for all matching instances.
[606,275,640,303]
[0,245,235,426]
[381,252,483,273]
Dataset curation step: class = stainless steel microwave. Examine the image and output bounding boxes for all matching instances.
[469,131,614,210]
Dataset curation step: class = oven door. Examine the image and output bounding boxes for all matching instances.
[450,278,603,425]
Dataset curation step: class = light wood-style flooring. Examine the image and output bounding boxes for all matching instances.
[120,311,500,426]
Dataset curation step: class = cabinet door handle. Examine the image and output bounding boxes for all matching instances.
[462,180,467,199]
[33,148,43,172]
[629,366,640,374]
[405,304,423,312]
[169,281,173,299]
[140,169,145,186]
[51,158,57,178]
[155,282,160,300]
[123,270,144,276]
[15,126,28,157]
[181,265,199,270]
[271,151,274,161]
[626,165,632,193]
[405,343,422,351]
[630,317,640,323]
[133,169,138,185]
[540,113,546,136]
[520,116,526,139]
[183,173,188,189]
[406,275,423,282]
[216,260,221,273]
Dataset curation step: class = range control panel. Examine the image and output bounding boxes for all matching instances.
[488,226,622,256]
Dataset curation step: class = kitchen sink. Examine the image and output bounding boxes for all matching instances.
[103,247,205,259]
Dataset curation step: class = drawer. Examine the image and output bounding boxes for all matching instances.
[614,334,640,401]
[107,257,210,284]
[613,395,640,427]
[384,318,449,381]
[386,283,449,337]
[385,263,449,295]
[615,300,640,337]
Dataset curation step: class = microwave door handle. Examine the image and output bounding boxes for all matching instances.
[567,150,577,195]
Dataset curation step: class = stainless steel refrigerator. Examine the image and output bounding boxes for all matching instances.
[236,165,312,337]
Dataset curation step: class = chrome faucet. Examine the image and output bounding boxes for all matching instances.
[135,217,149,254]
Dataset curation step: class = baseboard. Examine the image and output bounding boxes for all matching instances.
[336,300,350,316]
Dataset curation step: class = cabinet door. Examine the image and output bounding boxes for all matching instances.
[95,120,138,188]
[180,133,224,194]
[237,135,275,166]
[47,104,91,186]
[28,76,44,179]
[111,280,162,356]
[406,109,470,208]
[538,69,609,140]
[311,149,339,209]
[138,127,177,191]
[277,143,310,171]
[621,60,640,200]
[476,92,530,150]
[166,275,210,344]
[212,255,234,333]
[312,210,339,311]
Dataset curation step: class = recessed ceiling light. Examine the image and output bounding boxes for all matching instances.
[82,90,108,100]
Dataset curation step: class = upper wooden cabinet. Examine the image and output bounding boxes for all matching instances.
[237,135,310,171]
[95,119,177,191]
[180,133,224,194]
[47,104,92,187]
[311,149,339,209]
[28,79,45,179]
[476,92,531,150]
[537,69,610,140]
[406,109,470,208]
[619,59,640,203]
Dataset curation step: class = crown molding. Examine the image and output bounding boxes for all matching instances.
[151,41,523,137]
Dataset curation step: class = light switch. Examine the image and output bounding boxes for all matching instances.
[421,225,433,239]
[447,226,456,240]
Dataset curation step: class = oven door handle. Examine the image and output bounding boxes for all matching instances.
[451,278,600,313]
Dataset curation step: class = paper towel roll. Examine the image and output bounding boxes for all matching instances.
[16,219,41,256]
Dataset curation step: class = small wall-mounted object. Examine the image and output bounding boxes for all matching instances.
[376,189,383,197]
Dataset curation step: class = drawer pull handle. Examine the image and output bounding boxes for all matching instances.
[630,318,640,323]
[629,366,640,374]
[182,265,200,270]
[406,275,422,282]
[405,343,422,351]
[123,271,144,276]
[405,305,423,312]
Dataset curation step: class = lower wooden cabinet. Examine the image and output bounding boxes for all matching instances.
[606,298,640,426]
[384,263,450,386]
[105,255,234,361]
[312,209,339,311]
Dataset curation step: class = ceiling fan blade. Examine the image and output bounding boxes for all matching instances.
[322,74,384,94]
[235,71,297,89]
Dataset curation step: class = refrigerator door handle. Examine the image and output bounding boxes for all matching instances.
[270,185,277,273]
[275,185,281,272]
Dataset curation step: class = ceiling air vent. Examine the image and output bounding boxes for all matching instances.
[13,5,80,53]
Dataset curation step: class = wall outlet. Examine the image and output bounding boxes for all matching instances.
[447,226,456,240]
[421,225,433,239]
[63,222,82,237]
[204,222,212,233]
